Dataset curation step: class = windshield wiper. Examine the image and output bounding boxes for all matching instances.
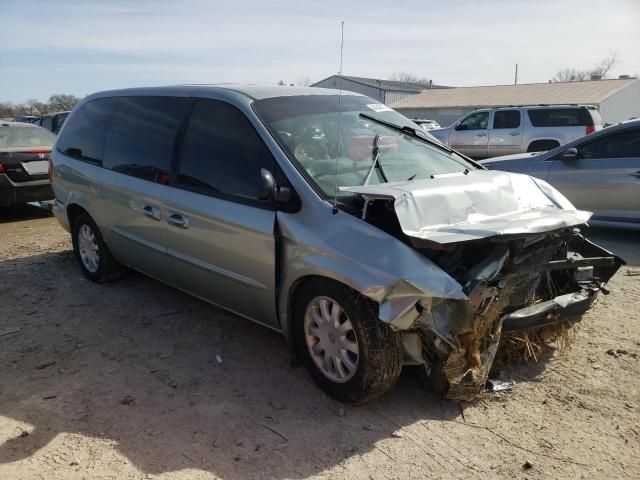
[359,113,455,153]
[363,133,387,186]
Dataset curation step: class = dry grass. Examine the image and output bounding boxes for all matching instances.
[495,321,577,365]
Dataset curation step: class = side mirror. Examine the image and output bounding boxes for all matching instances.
[561,147,578,160]
[259,168,291,204]
[454,122,463,131]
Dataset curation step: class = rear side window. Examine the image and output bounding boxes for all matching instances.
[177,99,274,201]
[527,108,592,127]
[57,98,116,164]
[578,128,640,159]
[103,96,191,182]
[493,110,520,129]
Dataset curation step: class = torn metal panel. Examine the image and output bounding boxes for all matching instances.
[341,170,592,244]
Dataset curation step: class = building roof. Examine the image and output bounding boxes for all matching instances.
[313,75,447,92]
[391,78,638,109]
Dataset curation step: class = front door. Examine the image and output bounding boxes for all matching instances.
[547,127,640,221]
[449,111,490,158]
[164,98,279,328]
[488,109,522,157]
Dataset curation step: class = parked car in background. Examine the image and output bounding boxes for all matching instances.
[0,121,56,206]
[412,118,441,130]
[32,111,70,135]
[12,115,37,123]
[480,119,640,229]
[430,105,602,159]
[50,86,621,404]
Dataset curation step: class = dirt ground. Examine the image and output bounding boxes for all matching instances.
[0,204,638,480]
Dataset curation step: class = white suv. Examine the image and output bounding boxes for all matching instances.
[430,105,603,159]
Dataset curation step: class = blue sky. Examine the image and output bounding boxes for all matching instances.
[1,0,639,102]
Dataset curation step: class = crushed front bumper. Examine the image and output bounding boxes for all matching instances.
[407,234,624,401]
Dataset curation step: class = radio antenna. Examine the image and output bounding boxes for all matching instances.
[332,20,344,214]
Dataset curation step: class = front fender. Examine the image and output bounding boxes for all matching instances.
[276,203,465,345]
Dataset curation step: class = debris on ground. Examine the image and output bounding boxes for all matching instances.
[35,361,56,370]
[269,400,286,410]
[523,460,534,470]
[486,379,514,392]
[120,395,135,406]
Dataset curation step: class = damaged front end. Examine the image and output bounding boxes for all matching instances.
[413,231,622,400]
[342,171,624,400]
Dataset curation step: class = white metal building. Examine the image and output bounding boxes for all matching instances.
[311,75,447,105]
[391,78,640,127]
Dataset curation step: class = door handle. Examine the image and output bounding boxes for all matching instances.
[167,213,190,229]
[509,132,520,136]
[142,205,162,221]
[476,132,487,137]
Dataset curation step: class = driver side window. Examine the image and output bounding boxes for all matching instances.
[459,112,489,131]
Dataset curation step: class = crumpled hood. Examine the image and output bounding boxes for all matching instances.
[341,170,592,244]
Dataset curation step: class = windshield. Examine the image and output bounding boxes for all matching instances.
[0,125,56,148]
[253,95,473,197]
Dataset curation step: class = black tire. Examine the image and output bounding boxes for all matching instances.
[527,140,560,152]
[293,279,403,404]
[71,213,124,283]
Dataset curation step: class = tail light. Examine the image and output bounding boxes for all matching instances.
[48,159,53,182]
[27,149,52,154]
[0,163,5,173]
[585,125,596,135]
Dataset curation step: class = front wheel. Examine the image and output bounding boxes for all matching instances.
[294,279,402,404]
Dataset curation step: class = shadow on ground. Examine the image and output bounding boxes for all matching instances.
[0,203,53,224]
[0,250,470,478]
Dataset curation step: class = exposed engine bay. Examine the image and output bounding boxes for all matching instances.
[341,182,624,400]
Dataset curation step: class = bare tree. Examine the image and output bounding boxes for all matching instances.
[24,99,46,116]
[49,93,80,112]
[552,68,590,82]
[296,77,311,87]
[591,51,618,79]
[0,102,15,119]
[552,52,618,82]
[390,71,431,86]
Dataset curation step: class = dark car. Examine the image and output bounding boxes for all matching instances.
[32,111,70,135]
[0,122,56,207]
[480,119,640,230]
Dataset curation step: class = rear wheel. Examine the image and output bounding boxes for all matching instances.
[527,140,560,152]
[294,279,402,404]
[72,213,124,283]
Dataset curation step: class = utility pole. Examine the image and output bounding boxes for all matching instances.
[514,63,519,85]
[339,21,344,75]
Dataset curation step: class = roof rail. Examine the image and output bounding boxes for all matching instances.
[487,103,596,109]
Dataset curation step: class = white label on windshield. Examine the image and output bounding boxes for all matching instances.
[366,103,393,112]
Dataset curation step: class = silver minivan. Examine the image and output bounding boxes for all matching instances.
[430,105,603,158]
[50,86,622,403]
